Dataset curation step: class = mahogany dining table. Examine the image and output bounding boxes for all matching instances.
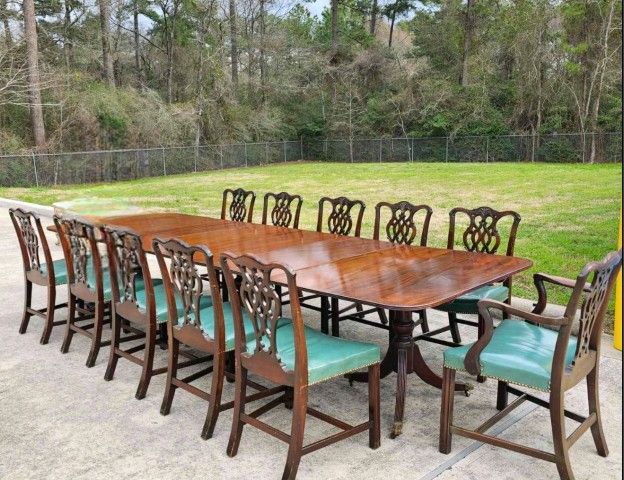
[52,212,532,437]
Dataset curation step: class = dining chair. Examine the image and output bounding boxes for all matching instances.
[103,226,211,399]
[54,215,112,367]
[220,252,381,480]
[426,206,521,347]
[221,187,256,223]
[9,208,68,345]
[307,196,365,336]
[439,250,622,480]
[334,200,434,335]
[262,191,303,228]
[152,237,278,439]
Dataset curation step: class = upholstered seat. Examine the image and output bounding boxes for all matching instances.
[443,319,577,392]
[40,258,70,285]
[179,302,254,351]
[135,280,213,324]
[247,319,380,386]
[437,284,509,314]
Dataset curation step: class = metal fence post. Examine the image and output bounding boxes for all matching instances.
[265,142,269,164]
[244,143,248,167]
[162,147,166,175]
[486,137,489,163]
[445,137,449,162]
[194,145,198,173]
[32,152,39,187]
[283,141,287,162]
[300,137,304,160]
[379,139,382,163]
[220,144,224,169]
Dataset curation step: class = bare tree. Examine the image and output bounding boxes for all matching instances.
[22,0,46,149]
[99,0,115,85]
[229,0,239,86]
[331,0,338,51]
[459,0,474,86]
[1,0,12,48]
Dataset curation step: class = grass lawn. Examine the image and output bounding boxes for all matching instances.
[2,162,621,331]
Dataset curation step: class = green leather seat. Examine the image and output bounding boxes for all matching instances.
[443,319,578,392]
[437,284,509,314]
[179,302,255,351]
[134,280,213,324]
[40,258,70,285]
[247,319,380,386]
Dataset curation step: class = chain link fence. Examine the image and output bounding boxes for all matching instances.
[0,133,620,187]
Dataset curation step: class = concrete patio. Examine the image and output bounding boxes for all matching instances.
[0,206,621,480]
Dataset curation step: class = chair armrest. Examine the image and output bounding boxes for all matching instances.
[462,299,568,375]
[533,273,590,314]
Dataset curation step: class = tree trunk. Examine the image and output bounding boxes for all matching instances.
[459,0,474,86]
[388,10,396,47]
[1,0,13,49]
[331,0,338,51]
[370,0,377,35]
[63,1,74,68]
[22,0,46,149]
[133,0,142,88]
[259,0,266,102]
[98,0,115,86]
[229,0,238,87]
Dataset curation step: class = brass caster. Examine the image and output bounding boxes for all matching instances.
[464,383,474,397]
[390,422,403,439]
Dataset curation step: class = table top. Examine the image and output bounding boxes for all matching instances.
[66,212,533,311]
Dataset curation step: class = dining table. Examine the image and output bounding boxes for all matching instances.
[51,211,532,437]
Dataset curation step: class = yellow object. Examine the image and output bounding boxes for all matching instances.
[615,208,622,351]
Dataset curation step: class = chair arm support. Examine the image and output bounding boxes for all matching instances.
[533,273,590,314]
[463,299,568,376]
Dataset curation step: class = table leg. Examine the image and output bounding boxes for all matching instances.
[348,309,470,438]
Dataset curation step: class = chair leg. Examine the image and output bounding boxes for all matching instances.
[85,301,104,368]
[419,310,430,333]
[368,364,381,449]
[496,381,508,411]
[160,338,180,415]
[377,308,388,325]
[282,385,308,480]
[104,312,122,382]
[136,325,156,400]
[331,297,340,337]
[60,295,76,354]
[439,367,456,454]
[201,351,225,440]
[587,366,608,457]
[227,367,249,457]
[39,285,56,345]
[19,280,33,335]
[550,388,575,480]
[158,322,168,350]
[448,312,461,344]
[320,296,329,334]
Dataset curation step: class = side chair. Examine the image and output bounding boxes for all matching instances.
[335,200,433,335]
[262,191,303,229]
[103,226,211,399]
[439,250,622,480]
[153,237,279,439]
[9,208,68,344]
[301,195,365,336]
[54,215,112,367]
[221,187,256,223]
[221,252,381,480]
[424,206,521,347]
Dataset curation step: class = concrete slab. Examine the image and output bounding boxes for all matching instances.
[0,208,621,480]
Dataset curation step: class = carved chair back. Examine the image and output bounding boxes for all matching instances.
[221,188,256,223]
[53,216,106,302]
[104,226,155,324]
[220,253,307,387]
[447,206,521,256]
[9,208,54,286]
[262,191,303,229]
[552,250,622,385]
[316,196,365,237]
[152,237,225,351]
[373,201,433,246]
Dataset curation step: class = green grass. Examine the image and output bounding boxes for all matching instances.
[2,162,621,331]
